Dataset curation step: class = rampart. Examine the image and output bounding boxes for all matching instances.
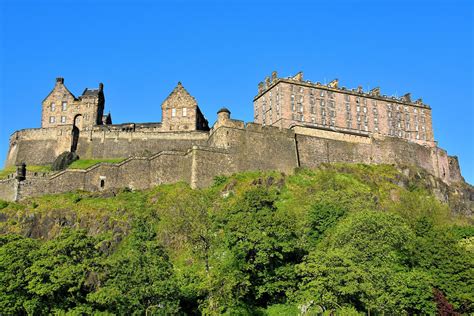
[6,125,209,167]
[0,114,464,202]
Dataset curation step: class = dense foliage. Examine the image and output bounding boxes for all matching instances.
[0,164,472,315]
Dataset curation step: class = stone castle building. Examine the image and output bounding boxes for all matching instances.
[0,72,466,201]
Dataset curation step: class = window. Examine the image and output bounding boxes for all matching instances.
[51,102,56,111]
[299,87,304,93]
[62,102,67,111]
[320,90,325,97]
[61,116,66,123]
[344,94,350,102]
[49,116,55,123]
[182,108,187,117]
[171,108,176,117]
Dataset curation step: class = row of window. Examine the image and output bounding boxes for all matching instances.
[50,102,68,112]
[49,116,67,123]
[171,108,188,117]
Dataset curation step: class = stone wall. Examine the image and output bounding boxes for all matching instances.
[1,117,466,202]
[6,127,73,167]
[9,150,194,200]
[0,178,17,201]
[5,126,209,168]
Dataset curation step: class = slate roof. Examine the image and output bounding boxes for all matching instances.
[81,88,100,96]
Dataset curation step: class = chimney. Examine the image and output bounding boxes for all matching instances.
[293,72,303,81]
[99,83,104,91]
[370,87,380,96]
[357,85,363,93]
[271,71,278,81]
[265,76,271,87]
[258,82,264,93]
[402,93,411,103]
[328,79,339,88]
[56,77,64,84]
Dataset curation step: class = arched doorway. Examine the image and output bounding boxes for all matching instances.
[71,114,82,152]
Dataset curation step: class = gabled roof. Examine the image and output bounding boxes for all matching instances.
[42,78,77,103]
[161,82,198,108]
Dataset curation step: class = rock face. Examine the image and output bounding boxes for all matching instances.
[51,151,79,171]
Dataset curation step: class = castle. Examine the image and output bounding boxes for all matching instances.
[0,72,464,201]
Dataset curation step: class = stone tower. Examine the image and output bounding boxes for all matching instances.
[41,77,106,131]
[161,82,209,131]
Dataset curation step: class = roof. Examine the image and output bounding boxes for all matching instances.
[81,88,100,97]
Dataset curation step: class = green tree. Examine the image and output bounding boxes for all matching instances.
[25,229,102,313]
[0,234,40,314]
[208,187,305,312]
[87,218,181,315]
[296,211,437,314]
[411,222,474,313]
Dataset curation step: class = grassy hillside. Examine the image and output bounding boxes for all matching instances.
[0,163,472,315]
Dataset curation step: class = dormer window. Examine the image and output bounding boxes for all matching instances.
[62,102,67,111]
[171,108,176,117]
[182,108,187,117]
[51,103,56,111]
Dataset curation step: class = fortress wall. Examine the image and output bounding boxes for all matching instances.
[3,122,464,201]
[75,130,208,159]
[10,150,195,200]
[0,178,17,201]
[17,171,85,199]
[448,156,463,183]
[6,127,209,167]
[191,147,233,188]
[209,123,298,175]
[150,152,192,186]
[292,126,371,144]
[83,164,128,191]
[296,134,372,168]
[6,127,73,167]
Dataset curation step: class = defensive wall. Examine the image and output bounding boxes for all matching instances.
[0,112,463,201]
[6,124,209,167]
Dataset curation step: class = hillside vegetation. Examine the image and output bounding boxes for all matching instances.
[0,163,472,315]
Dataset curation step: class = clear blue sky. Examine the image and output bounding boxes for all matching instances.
[0,0,473,183]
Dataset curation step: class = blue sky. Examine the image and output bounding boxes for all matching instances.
[0,0,473,183]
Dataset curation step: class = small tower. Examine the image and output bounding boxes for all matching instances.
[161,82,209,131]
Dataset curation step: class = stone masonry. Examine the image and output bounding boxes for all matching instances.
[254,71,434,147]
[0,74,466,201]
